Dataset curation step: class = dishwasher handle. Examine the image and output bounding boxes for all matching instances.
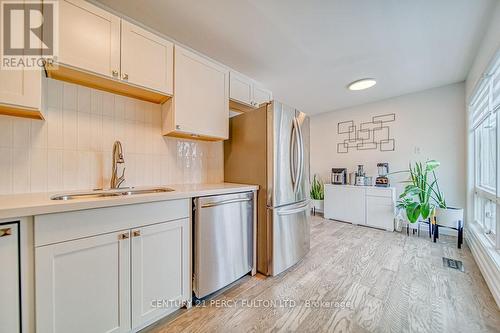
[200,197,252,208]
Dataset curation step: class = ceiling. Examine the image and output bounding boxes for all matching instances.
[94,0,496,115]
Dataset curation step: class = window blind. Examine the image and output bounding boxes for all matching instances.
[470,78,491,129]
[492,53,500,112]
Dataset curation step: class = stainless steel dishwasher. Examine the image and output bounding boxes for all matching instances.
[193,191,253,298]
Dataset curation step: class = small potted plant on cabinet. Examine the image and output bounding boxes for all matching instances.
[310,174,324,215]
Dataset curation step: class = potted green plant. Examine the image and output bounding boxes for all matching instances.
[310,174,324,213]
[396,160,440,223]
[396,160,464,245]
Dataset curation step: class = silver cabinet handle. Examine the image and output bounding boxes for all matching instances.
[112,70,119,77]
[122,73,129,80]
[201,197,251,208]
[0,228,12,237]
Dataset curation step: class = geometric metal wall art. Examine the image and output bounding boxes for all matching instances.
[337,113,396,153]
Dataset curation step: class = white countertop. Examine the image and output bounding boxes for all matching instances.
[0,183,258,220]
[325,184,395,190]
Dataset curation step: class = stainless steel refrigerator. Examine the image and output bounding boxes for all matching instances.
[224,101,310,276]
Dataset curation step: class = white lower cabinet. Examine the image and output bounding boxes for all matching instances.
[35,200,191,333]
[366,196,395,231]
[0,223,20,333]
[131,219,189,330]
[36,230,131,333]
[324,185,395,231]
[324,185,366,224]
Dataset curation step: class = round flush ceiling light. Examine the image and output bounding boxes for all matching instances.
[347,78,377,91]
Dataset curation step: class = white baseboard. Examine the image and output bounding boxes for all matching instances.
[466,224,500,308]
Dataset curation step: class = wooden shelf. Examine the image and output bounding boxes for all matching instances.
[229,99,258,113]
[163,130,226,142]
[0,103,44,120]
[45,63,171,104]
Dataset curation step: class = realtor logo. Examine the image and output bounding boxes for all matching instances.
[1,0,58,69]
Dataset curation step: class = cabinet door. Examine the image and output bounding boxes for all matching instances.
[366,196,394,231]
[0,223,20,333]
[252,85,272,105]
[174,46,229,139]
[229,71,253,106]
[121,21,173,95]
[59,0,120,78]
[324,186,365,224]
[0,67,41,112]
[36,230,131,333]
[131,219,189,329]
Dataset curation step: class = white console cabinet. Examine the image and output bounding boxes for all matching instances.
[324,185,396,231]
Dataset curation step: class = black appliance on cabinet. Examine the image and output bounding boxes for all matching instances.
[331,168,347,185]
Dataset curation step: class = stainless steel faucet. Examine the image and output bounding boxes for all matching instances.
[110,141,126,189]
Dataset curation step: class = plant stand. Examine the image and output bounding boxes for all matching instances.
[421,217,464,249]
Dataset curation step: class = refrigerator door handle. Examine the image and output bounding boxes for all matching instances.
[276,201,310,216]
[295,116,304,193]
[290,119,297,192]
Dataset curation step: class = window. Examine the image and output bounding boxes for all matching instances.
[473,195,497,243]
[475,114,496,192]
[470,50,500,249]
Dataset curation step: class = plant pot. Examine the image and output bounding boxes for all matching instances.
[311,199,324,213]
[434,206,464,228]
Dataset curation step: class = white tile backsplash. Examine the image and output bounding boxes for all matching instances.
[0,117,13,147]
[13,118,31,148]
[12,148,30,193]
[0,78,224,194]
[0,148,12,193]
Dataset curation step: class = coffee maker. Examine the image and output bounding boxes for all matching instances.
[375,163,390,187]
[331,168,347,185]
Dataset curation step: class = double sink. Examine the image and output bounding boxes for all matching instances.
[51,187,174,201]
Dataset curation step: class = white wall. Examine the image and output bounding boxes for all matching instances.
[0,78,223,194]
[311,82,466,208]
[466,0,500,99]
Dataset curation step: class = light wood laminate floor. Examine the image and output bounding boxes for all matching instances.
[144,216,500,333]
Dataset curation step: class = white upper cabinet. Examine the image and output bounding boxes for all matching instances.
[229,71,253,106]
[0,0,43,119]
[121,21,174,95]
[53,0,172,103]
[163,46,229,140]
[229,70,272,112]
[58,0,121,78]
[252,85,273,105]
[0,66,43,118]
